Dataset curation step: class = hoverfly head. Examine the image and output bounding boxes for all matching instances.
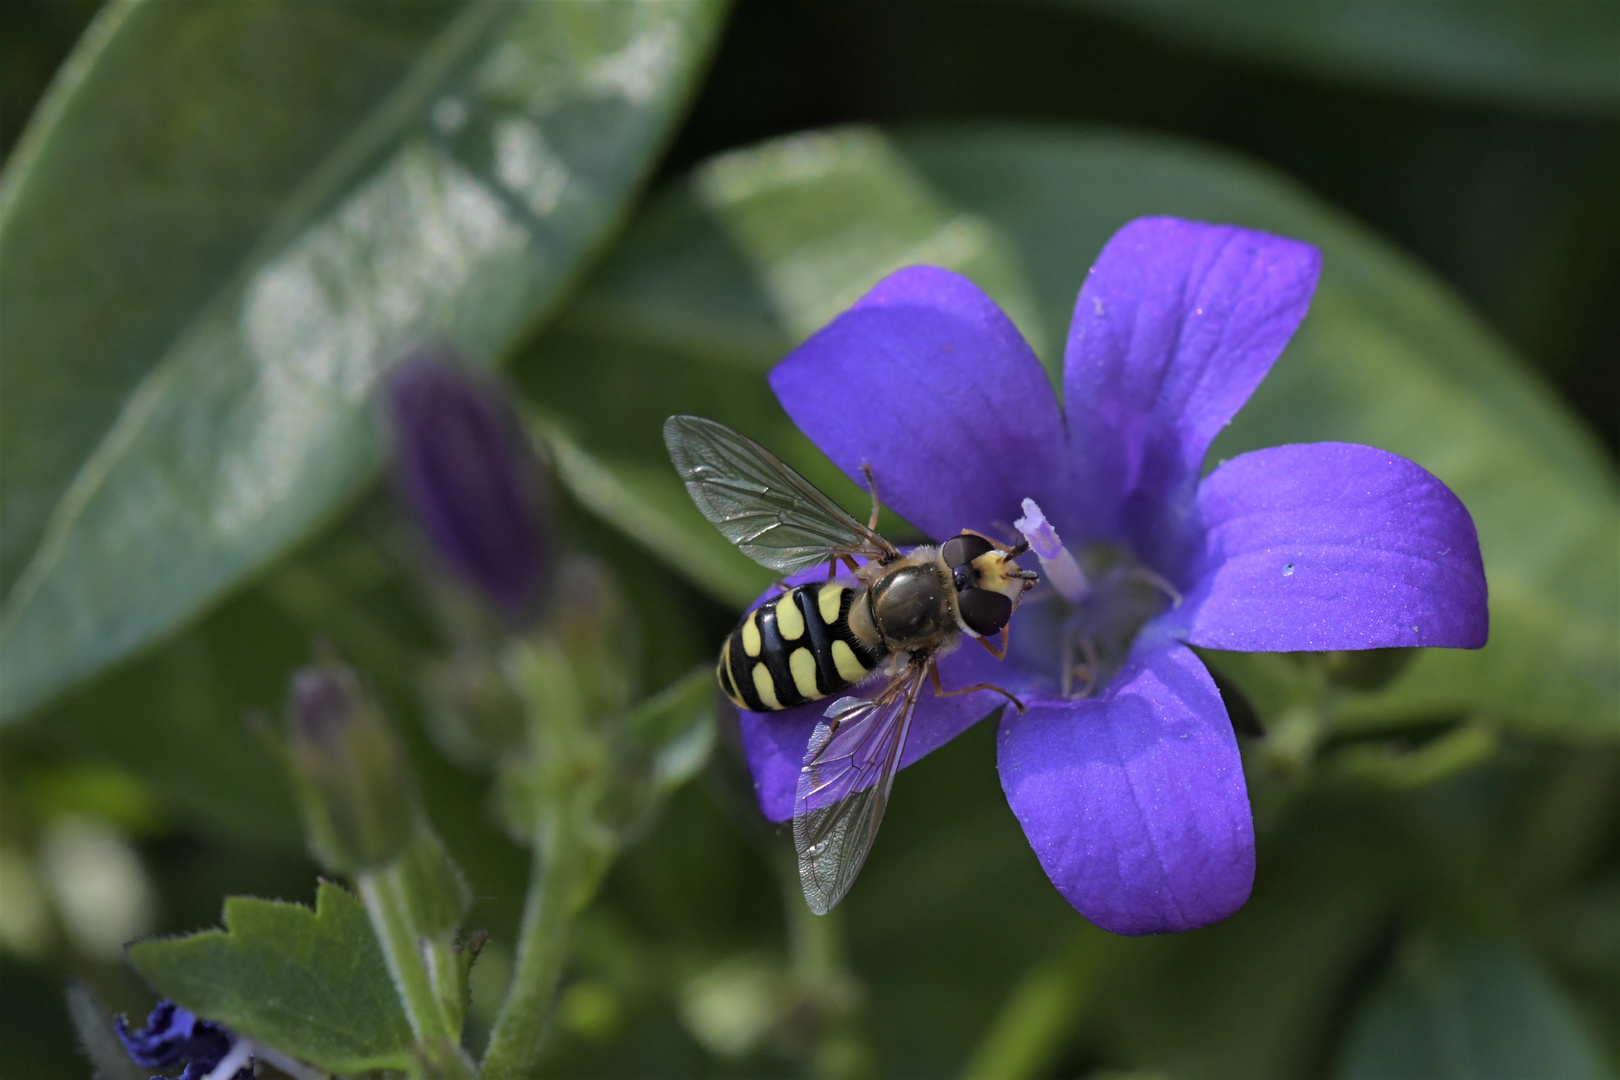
[942,533,1039,637]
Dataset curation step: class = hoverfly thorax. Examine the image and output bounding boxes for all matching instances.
[866,556,955,652]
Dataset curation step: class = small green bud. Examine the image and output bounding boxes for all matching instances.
[286,658,415,872]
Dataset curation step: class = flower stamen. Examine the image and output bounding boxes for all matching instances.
[1059,628,1101,700]
[1129,567,1184,608]
[1013,498,1089,603]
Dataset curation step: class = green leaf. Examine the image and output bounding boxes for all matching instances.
[1338,936,1610,1080]
[691,127,1048,356]
[628,666,718,800]
[593,666,718,844]
[0,0,727,722]
[539,418,773,609]
[21,596,308,850]
[1062,0,1620,115]
[129,881,415,1073]
[536,124,1619,738]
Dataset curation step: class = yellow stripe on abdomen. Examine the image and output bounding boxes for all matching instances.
[751,663,781,710]
[818,584,844,625]
[776,593,805,641]
[741,612,762,657]
[830,639,869,684]
[717,637,744,707]
[789,647,820,700]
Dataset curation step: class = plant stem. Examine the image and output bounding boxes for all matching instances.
[357,867,473,1078]
[479,807,582,1080]
[957,925,1120,1080]
[778,847,842,984]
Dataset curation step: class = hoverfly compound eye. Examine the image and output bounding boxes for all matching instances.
[942,534,994,569]
[958,587,1013,637]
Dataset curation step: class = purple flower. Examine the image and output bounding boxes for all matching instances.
[736,217,1488,935]
[385,348,553,623]
[116,1000,252,1080]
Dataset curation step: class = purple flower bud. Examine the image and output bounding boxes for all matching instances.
[286,658,415,872]
[385,348,553,623]
[116,1000,251,1080]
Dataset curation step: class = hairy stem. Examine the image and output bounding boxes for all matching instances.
[357,868,472,1078]
[479,809,582,1080]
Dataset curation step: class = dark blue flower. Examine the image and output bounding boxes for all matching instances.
[116,1000,251,1080]
[736,217,1488,934]
[385,348,553,623]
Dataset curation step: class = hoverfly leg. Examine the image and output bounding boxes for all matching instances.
[928,661,1026,714]
[972,616,1014,660]
[861,463,882,532]
[972,625,1010,661]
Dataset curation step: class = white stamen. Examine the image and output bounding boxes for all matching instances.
[202,1039,255,1080]
[1013,498,1089,602]
[254,1044,326,1080]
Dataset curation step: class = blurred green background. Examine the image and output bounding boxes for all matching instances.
[1,2,1615,1077]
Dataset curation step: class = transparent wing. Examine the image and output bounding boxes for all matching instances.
[664,414,893,575]
[792,666,928,914]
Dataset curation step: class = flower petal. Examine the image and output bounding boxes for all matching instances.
[770,266,1067,542]
[997,642,1254,935]
[1064,218,1320,567]
[1164,442,1489,651]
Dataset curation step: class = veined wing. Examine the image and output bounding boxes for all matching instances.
[664,415,893,575]
[793,666,927,914]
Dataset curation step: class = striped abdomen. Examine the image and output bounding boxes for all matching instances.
[718,582,886,712]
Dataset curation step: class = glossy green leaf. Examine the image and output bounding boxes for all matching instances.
[534,124,1619,738]
[1338,937,1609,1080]
[0,0,727,723]
[129,881,415,1073]
[691,127,1047,355]
[1064,0,1620,114]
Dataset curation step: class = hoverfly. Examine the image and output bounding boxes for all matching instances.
[664,415,1037,913]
